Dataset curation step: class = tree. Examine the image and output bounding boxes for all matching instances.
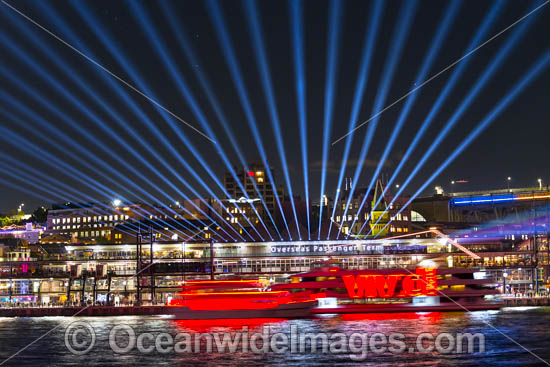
[31,207,48,223]
[0,217,11,227]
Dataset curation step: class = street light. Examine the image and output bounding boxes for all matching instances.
[538,178,542,190]
[507,177,511,191]
[113,199,122,207]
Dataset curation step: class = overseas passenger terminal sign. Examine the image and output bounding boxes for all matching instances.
[270,244,359,254]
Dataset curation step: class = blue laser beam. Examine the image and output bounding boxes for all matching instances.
[0,58,222,240]
[289,0,311,239]
[326,0,385,239]
[360,0,506,238]
[66,0,252,240]
[363,0,543,237]
[127,0,266,241]
[205,0,292,239]
[337,0,418,239]
[0,115,198,240]
[159,0,282,241]
[243,0,302,239]
[376,51,550,237]
[347,0,462,237]
[317,0,344,240]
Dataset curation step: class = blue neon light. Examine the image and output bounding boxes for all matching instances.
[452,194,516,206]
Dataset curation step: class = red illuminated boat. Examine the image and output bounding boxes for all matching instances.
[167,279,319,319]
[269,267,503,313]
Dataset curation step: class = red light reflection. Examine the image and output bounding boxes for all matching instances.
[338,312,442,323]
[172,318,287,332]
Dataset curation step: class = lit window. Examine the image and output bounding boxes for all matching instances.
[114,215,118,221]
[109,215,113,221]
[336,216,340,222]
[258,177,264,183]
[87,216,91,222]
[256,171,263,176]
[77,217,81,223]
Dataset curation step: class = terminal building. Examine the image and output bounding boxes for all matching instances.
[1,184,549,305]
[0,233,548,305]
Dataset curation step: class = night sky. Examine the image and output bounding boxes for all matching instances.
[0,0,549,213]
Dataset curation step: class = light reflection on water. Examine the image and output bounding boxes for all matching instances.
[0,308,548,366]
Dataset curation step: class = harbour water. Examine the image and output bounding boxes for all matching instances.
[0,307,549,366]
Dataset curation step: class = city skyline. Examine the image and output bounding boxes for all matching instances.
[1,0,548,217]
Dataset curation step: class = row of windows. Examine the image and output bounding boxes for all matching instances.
[391,213,409,221]
[389,226,409,233]
[78,230,111,238]
[52,215,129,225]
[53,223,115,230]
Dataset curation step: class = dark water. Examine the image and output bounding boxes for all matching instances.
[0,307,549,366]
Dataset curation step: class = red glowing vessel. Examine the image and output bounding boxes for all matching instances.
[269,267,503,313]
[167,279,319,319]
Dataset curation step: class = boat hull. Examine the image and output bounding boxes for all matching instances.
[312,301,503,314]
[168,300,317,320]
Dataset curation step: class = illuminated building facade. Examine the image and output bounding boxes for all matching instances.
[223,162,284,224]
[1,234,548,305]
[331,181,412,237]
[45,202,221,244]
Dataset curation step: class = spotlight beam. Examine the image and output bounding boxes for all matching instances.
[0,14,235,240]
[0,12,223,239]
[159,0,282,240]
[127,0,266,241]
[64,0,253,241]
[346,0,462,237]
[336,0,418,239]
[376,52,550,237]
[326,0,385,239]
[331,0,550,145]
[0,116,208,242]
[317,0,344,240]
[243,0,302,239]
[360,0,506,238]
[363,2,542,237]
[0,55,236,241]
[205,0,293,239]
[0,126,184,242]
[0,158,167,239]
[289,0,311,239]
[0,0,214,144]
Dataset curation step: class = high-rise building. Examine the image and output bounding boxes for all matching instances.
[223,162,284,222]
